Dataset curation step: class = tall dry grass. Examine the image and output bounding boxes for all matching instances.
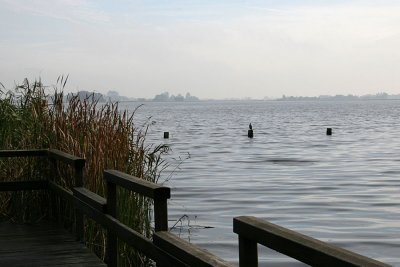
[0,79,51,222]
[0,77,168,266]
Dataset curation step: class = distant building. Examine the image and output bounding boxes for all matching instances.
[153,91,199,101]
[65,91,105,102]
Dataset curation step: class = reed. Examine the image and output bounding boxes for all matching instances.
[0,77,168,266]
[0,78,51,222]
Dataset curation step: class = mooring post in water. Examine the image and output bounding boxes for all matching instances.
[164,132,169,139]
[326,128,332,135]
[248,123,254,138]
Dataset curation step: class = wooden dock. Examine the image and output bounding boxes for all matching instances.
[0,220,106,267]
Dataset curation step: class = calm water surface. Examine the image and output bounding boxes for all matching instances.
[124,100,400,266]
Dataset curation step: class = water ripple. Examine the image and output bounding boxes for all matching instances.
[132,100,400,266]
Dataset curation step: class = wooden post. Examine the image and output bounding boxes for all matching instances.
[74,160,85,241]
[49,158,58,222]
[248,129,254,138]
[238,235,258,267]
[164,132,169,139]
[326,128,332,135]
[154,198,168,232]
[106,181,117,267]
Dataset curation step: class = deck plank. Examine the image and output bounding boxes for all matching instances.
[0,221,107,267]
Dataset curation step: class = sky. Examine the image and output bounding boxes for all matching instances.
[1,0,400,99]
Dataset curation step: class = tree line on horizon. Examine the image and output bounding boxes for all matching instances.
[33,89,400,102]
[60,90,200,102]
[277,92,400,101]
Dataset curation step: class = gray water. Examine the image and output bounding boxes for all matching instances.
[124,100,400,266]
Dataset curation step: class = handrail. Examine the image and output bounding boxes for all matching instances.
[233,216,391,267]
[0,149,47,157]
[0,149,85,240]
[104,169,170,231]
[47,149,85,169]
[48,149,85,240]
[103,169,171,266]
[0,150,48,191]
[73,195,187,267]
[154,231,235,267]
[0,180,48,191]
[104,169,170,200]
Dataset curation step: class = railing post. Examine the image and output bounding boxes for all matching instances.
[154,197,168,232]
[49,158,59,222]
[74,160,85,241]
[238,235,258,267]
[106,180,117,267]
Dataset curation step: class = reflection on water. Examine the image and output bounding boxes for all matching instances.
[124,100,400,266]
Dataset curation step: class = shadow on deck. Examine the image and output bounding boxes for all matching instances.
[0,221,106,267]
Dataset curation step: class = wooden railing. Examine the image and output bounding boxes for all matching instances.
[0,149,234,267]
[233,216,391,267]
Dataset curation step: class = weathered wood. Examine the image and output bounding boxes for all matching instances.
[238,236,258,267]
[0,180,48,191]
[154,198,168,232]
[73,197,186,267]
[153,231,235,267]
[73,159,84,241]
[104,170,170,200]
[48,181,74,226]
[106,181,117,267]
[74,162,84,187]
[0,149,47,158]
[248,129,254,138]
[47,149,85,169]
[48,181,74,202]
[233,216,391,267]
[73,187,106,213]
[0,221,106,267]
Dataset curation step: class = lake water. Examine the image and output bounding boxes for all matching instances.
[124,100,400,266]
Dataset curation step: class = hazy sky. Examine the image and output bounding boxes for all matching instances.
[1,1,400,99]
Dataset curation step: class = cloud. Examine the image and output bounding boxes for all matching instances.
[2,0,110,25]
[1,1,400,98]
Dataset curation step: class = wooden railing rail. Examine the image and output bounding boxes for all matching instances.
[47,148,85,240]
[0,149,49,192]
[103,169,170,231]
[47,149,85,173]
[72,193,187,267]
[103,169,171,266]
[233,216,391,267]
[0,149,85,240]
[0,180,48,191]
[0,151,48,192]
[0,149,47,157]
[154,231,235,267]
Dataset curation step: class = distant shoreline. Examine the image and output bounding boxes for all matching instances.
[115,98,400,103]
[65,90,400,103]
